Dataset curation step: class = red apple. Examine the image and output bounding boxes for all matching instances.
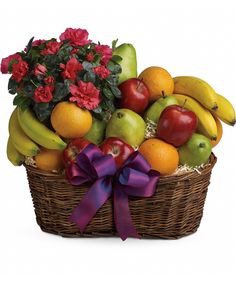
[157,105,198,147]
[100,137,134,168]
[63,138,91,166]
[118,78,150,113]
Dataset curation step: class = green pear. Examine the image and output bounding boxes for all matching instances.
[113,43,137,84]
[84,117,106,145]
[106,109,145,147]
[145,95,179,124]
[178,133,212,167]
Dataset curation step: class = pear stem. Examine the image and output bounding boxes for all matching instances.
[161,91,166,98]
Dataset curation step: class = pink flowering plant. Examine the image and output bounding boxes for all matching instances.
[1,28,122,121]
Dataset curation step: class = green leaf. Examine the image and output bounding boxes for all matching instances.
[27,49,41,61]
[93,54,101,64]
[13,95,31,110]
[83,70,96,83]
[25,37,34,54]
[53,82,69,102]
[58,44,73,61]
[109,85,121,98]
[78,46,87,56]
[104,99,116,112]
[23,84,35,97]
[111,55,122,63]
[33,103,53,121]
[103,88,114,99]
[44,55,59,68]
[8,78,18,94]
[107,61,122,74]
[20,98,32,111]
[64,79,71,89]
[82,61,93,71]
[92,105,102,114]
[13,94,24,105]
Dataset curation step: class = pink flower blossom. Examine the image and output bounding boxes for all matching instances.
[12,60,29,82]
[44,75,55,85]
[34,85,53,103]
[32,39,46,47]
[59,28,91,46]
[34,64,47,76]
[69,80,100,110]
[41,41,61,55]
[60,57,83,80]
[95,44,112,65]
[86,52,94,62]
[1,53,22,74]
[93,65,111,79]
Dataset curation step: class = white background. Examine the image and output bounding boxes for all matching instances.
[0,0,236,282]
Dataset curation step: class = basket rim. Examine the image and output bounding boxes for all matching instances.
[24,152,217,183]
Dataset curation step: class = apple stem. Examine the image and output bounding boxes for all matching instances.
[199,143,205,148]
[136,78,143,90]
[182,98,187,108]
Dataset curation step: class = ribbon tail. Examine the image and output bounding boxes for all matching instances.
[69,177,112,233]
[114,186,141,241]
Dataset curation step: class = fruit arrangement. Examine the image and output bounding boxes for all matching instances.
[2,27,235,240]
[2,28,235,177]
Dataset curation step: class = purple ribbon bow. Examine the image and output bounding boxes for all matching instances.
[67,144,160,240]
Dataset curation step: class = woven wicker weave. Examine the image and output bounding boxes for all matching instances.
[25,153,217,239]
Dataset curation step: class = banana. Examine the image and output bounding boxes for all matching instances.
[212,93,236,126]
[173,94,218,140]
[7,137,25,166]
[173,76,218,111]
[17,108,67,150]
[9,108,40,156]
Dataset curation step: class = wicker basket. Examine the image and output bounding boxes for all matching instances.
[25,153,217,239]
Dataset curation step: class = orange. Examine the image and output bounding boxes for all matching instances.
[211,116,223,147]
[139,138,179,175]
[35,148,64,171]
[51,102,92,138]
[138,66,174,102]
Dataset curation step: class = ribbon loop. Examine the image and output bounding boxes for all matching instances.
[122,151,151,173]
[93,155,117,178]
[118,167,150,188]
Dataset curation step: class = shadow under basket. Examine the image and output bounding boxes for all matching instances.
[25,153,217,239]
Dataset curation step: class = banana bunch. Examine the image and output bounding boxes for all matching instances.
[173,76,235,140]
[7,107,67,166]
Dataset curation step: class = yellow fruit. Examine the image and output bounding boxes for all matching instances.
[139,138,179,175]
[138,66,174,102]
[51,102,92,139]
[35,148,64,172]
[210,116,223,147]
[9,108,40,156]
[17,107,66,150]
[7,137,25,166]
[213,93,236,126]
[173,76,218,111]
